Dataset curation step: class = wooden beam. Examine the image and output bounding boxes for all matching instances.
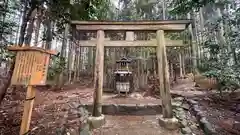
[71,20,192,25]
[92,30,104,117]
[156,30,173,118]
[8,46,57,55]
[76,24,187,31]
[72,20,191,31]
[77,39,184,47]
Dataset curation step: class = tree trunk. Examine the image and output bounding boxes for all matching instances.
[215,6,226,48]
[67,42,73,83]
[74,47,79,82]
[188,12,198,79]
[33,8,43,46]
[170,61,174,79]
[24,9,37,45]
[77,47,82,80]
[173,63,177,82]
[57,23,68,88]
[0,60,14,104]
[179,52,183,78]
[45,20,52,50]
[18,1,36,46]
[162,0,166,20]
[199,7,205,60]
[15,8,23,45]
[41,25,46,48]
[68,40,73,84]
[182,52,186,77]
[0,0,8,43]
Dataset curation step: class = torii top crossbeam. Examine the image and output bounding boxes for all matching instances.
[71,20,192,31]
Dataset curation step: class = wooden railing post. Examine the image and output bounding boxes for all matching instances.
[20,86,35,135]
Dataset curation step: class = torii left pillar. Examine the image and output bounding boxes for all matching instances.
[88,30,105,129]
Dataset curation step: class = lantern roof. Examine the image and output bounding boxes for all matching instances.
[116,57,131,63]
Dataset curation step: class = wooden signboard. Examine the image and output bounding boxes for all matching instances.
[11,51,50,85]
[8,46,56,86]
[7,46,56,135]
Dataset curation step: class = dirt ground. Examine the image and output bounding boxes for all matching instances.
[93,115,180,135]
[0,79,167,135]
[0,78,239,135]
[171,79,240,135]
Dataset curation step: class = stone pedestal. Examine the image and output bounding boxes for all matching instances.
[87,115,105,129]
[158,115,179,130]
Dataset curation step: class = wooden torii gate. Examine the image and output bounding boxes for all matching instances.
[71,20,191,129]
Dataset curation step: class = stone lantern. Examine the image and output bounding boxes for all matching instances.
[114,57,132,96]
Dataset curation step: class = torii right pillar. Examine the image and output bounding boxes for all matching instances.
[156,30,179,130]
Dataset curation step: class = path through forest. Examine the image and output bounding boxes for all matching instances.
[0,78,239,134]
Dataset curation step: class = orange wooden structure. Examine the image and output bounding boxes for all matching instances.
[8,46,57,135]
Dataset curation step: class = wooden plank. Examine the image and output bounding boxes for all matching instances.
[11,51,50,85]
[71,20,191,25]
[11,52,22,85]
[156,30,173,118]
[76,24,187,31]
[30,52,49,85]
[7,46,57,55]
[77,39,184,47]
[42,53,50,84]
[125,31,134,41]
[11,51,34,85]
[92,30,104,117]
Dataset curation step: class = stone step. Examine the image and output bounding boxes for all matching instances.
[80,103,162,115]
[79,103,181,115]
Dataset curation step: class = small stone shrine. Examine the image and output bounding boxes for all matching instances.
[114,57,132,96]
